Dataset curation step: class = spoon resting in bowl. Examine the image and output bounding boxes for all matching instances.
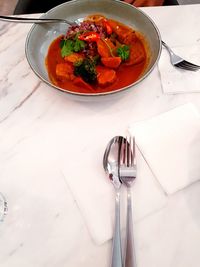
[0,15,79,26]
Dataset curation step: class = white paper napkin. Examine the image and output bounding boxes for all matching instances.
[158,44,200,94]
[61,135,167,245]
[129,103,200,195]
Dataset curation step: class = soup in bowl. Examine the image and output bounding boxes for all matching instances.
[25,0,161,97]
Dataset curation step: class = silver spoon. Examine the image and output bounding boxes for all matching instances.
[103,136,123,267]
[0,15,79,26]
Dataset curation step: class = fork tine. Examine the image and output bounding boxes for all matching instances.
[127,136,132,167]
[175,62,199,71]
[130,136,135,167]
[176,61,200,71]
[182,60,200,69]
[125,135,135,167]
[119,136,135,167]
[162,41,200,71]
[119,136,136,181]
[119,136,125,165]
[125,137,129,166]
[127,136,131,167]
[179,62,200,70]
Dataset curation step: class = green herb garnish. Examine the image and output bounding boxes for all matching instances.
[117,45,130,61]
[60,34,86,58]
[74,58,97,83]
[61,39,74,57]
[73,37,86,52]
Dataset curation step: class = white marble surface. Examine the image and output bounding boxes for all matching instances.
[0,4,200,267]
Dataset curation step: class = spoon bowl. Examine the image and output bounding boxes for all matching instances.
[103,136,122,190]
[103,136,123,267]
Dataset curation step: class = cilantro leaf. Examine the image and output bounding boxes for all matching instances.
[117,45,130,61]
[61,39,74,57]
[60,36,86,57]
[73,38,86,52]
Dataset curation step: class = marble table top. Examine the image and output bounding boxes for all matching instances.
[0,4,200,267]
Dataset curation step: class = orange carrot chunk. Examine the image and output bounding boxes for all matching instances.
[107,19,137,45]
[124,42,145,66]
[97,39,111,58]
[96,66,117,86]
[101,57,121,69]
[56,63,75,80]
[64,53,84,63]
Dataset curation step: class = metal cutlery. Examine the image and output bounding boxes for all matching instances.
[103,136,123,267]
[0,15,77,26]
[119,136,137,267]
[103,135,137,267]
[162,41,200,71]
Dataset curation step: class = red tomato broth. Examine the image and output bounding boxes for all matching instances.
[45,16,149,94]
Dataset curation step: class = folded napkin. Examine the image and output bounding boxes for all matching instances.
[158,44,200,94]
[129,103,200,195]
[61,134,167,245]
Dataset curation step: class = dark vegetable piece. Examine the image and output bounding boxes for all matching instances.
[74,58,97,83]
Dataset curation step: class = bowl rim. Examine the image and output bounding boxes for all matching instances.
[25,0,162,97]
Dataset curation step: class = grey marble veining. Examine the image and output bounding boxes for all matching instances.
[0,5,200,267]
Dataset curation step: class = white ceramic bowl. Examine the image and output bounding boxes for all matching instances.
[25,0,161,98]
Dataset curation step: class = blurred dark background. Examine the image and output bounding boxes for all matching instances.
[14,0,179,14]
[0,0,199,15]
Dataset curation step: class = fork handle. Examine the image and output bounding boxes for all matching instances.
[124,188,137,267]
[162,41,175,55]
[111,190,123,267]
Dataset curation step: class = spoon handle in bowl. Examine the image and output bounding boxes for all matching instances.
[0,15,74,25]
[111,190,123,267]
[124,188,137,267]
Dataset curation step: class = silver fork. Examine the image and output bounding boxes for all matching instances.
[162,41,200,71]
[119,136,137,267]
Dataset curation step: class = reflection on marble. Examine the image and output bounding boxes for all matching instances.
[0,5,200,267]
